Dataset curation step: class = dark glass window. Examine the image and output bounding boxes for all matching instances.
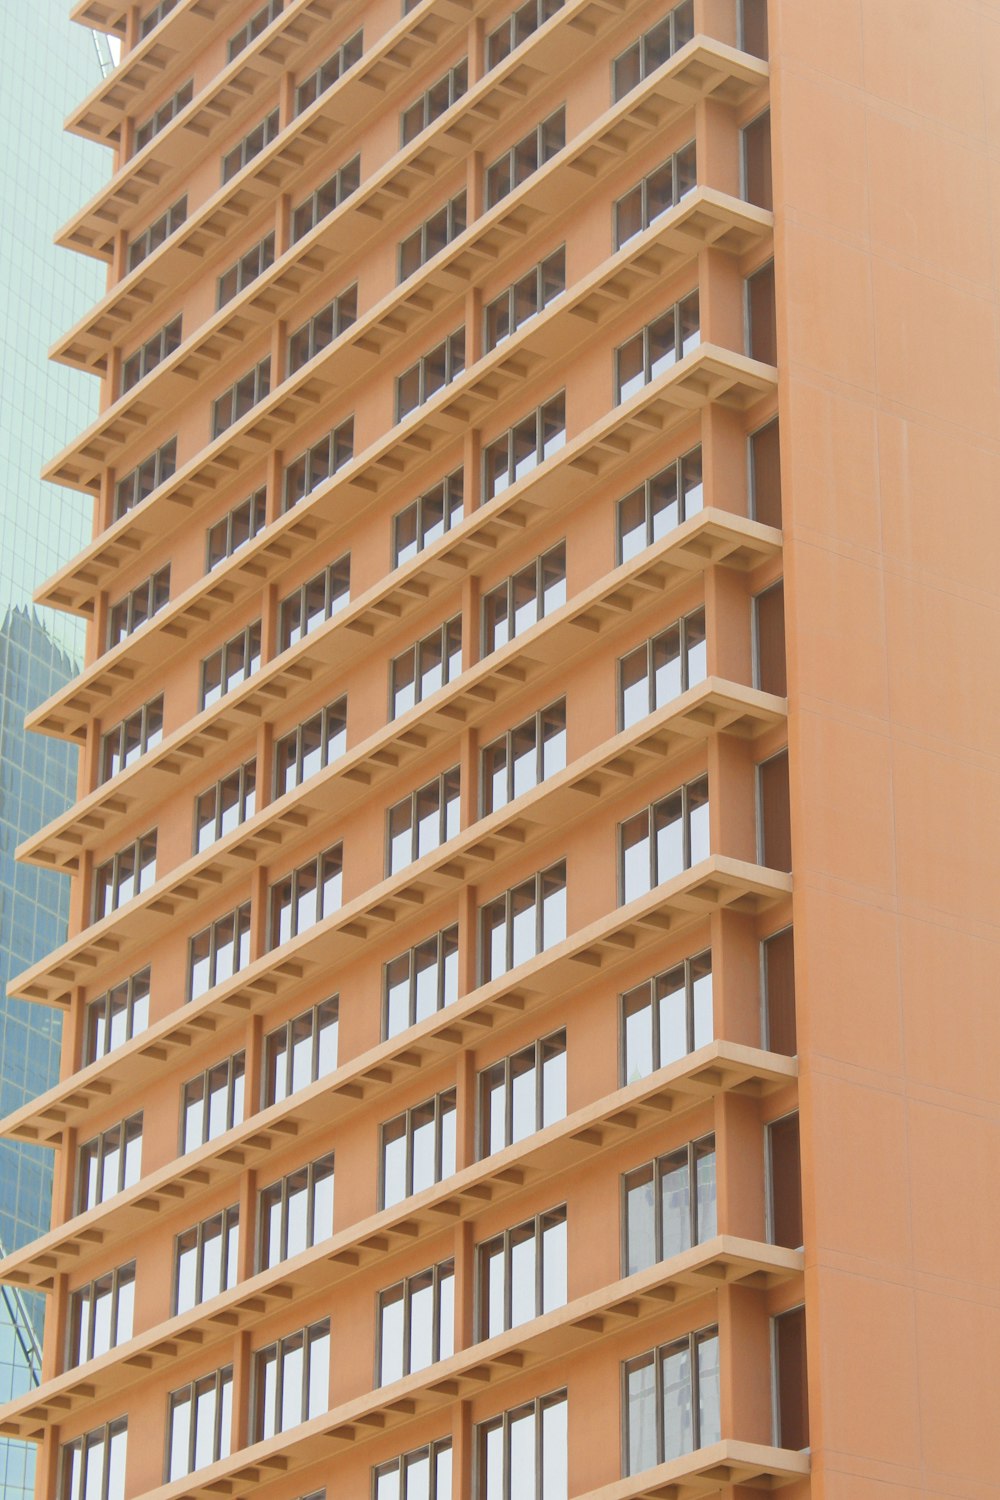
[107,565,170,647]
[485,0,563,69]
[113,437,176,521]
[396,329,465,420]
[617,447,703,562]
[484,248,565,352]
[623,1135,716,1275]
[228,0,282,61]
[126,196,186,272]
[613,143,696,249]
[288,286,357,373]
[623,1326,719,1473]
[390,617,462,718]
[135,80,193,153]
[273,698,347,795]
[481,699,566,814]
[615,293,700,403]
[481,543,566,656]
[121,316,182,393]
[482,393,565,500]
[767,1111,802,1249]
[282,420,354,511]
[291,156,361,243]
[484,109,565,210]
[762,926,796,1056]
[212,357,271,438]
[399,192,467,282]
[773,1306,809,1449]
[757,748,791,872]
[612,1,694,101]
[386,768,461,874]
[295,30,363,115]
[742,109,773,210]
[206,487,266,571]
[621,952,713,1085]
[217,231,276,308]
[85,968,151,1064]
[749,416,782,529]
[277,556,350,651]
[221,108,279,184]
[753,579,786,697]
[401,59,468,144]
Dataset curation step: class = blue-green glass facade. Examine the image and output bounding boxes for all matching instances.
[0,5,111,1494]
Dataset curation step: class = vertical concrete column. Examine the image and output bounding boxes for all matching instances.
[256,720,274,815]
[465,286,483,368]
[451,1218,475,1351]
[36,1426,60,1500]
[461,571,479,672]
[710,906,761,1048]
[703,561,752,685]
[230,1329,253,1452]
[244,1010,264,1119]
[715,1090,765,1239]
[278,70,295,131]
[238,1167,258,1282]
[698,243,744,353]
[452,1398,474,1497]
[718,1282,771,1443]
[706,731,756,866]
[41,1272,67,1384]
[694,0,739,46]
[463,426,481,517]
[61,987,88,1082]
[695,96,741,199]
[248,864,270,963]
[259,580,278,666]
[459,724,479,838]
[265,448,284,524]
[270,318,288,386]
[113,228,129,292]
[54,1126,77,1231]
[274,193,292,259]
[468,151,484,225]
[69,850,93,938]
[466,19,485,85]
[700,403,748,518]
[457,882,478,1000]
[453,1048,477,1172]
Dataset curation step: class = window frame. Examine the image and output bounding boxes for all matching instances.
[621,1324,719,1475]
[376,1258,455,1386]
[612,141,697,251]
[480,542,566,658]
[77,1113,143,1214]
[113,437,177,521]
[398,191,467,283]
[166,1364,233,1481]
[273,697,348,797]
[478,860,567,984]
[393,469,464,567]
[227,0,282,61]
[173,1204,240,1315]
[135,79,194,153]
[395,328,466,422]
[221,106,279,184]
[617,606,707,731]
[84,967,151,1065]
[199,619,262,708]
[383,925,459,1040]
[193,756,257,853]
[262,997,340,1108]
[67,1261,136,1368]
[386,767,461,876]
[617,773,710,905]
[107,564,171,648]
[481,392,565,501]
[614,291,700,405]
[474,1387,568,1500]
[475,1205,567,1340]
[483,247,566,353]
[276,555,351,652]
[92,830,157,922]
[180,1051,246,1154]
[257,1152,336,1270]
[619,949,713,1086]
[59,1416,128,1500]
[126,195,186,272]
[389,616,463,718]
[616,445,704,563]
[268,844,344,947]
[477,1029,567,1157]
[485,0,563,70]
[206,486,267,572]
[99,696,164,784]
[288,285,358,373]
[484,108,566,211]
[282,419,354,512]
[480,698,567,815]
[291,155,361,244]
[121,315,182,393]
[217,230,276,309]
[401,57,469,145]
[211,356,271,438]
[188,901,252,1001]
[379,1088,457,1209]
[621,1133,717,1276]
[295,29,364,115]
[252,1318,331,1441]
[372,1438,453,1499]
[611,0,694,102]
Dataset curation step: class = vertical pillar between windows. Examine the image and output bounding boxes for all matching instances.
[451,1219,475,1352]
[698,242,743,353]
[259,580,278,667]
[467,150,484,225]
[452,1397,475,1496]
[461,572,479,674]
[463,426,481,518]
[230,1329,253,1453]
[112,226,129,292]
[708,906,759,1046]
[105,346,123,414]
[256,719,274,816]
[237,1167,258,1285]
[53,1125,77,1233]
[458,726,478,833]
[457,882,478,1001]
[705,731,755,866]
[278,69,295,131]
[719,1283,772,1443]
[702,560,751,686]
[274,191,292,259]
[697,95,741,200]
[467,18,485,86]
[61,987,88,1083]
[99,463,117,536]
[265,448,284,525]
[124,5,140,53]
[69,850,94,940]
[244,1011,264,1119]
[270,318,288,387]
[36,1424,61,1500]
[453,1045,477,1173]
[465,285,482,367]
[694,0,738,47]
[248,863,270,963]
[40,1271,68,1385]
[714,1090,764,1241]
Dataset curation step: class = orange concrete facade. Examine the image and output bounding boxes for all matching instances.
[1,1,996,1498]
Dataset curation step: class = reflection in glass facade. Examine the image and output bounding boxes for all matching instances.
[0,4,110,1494]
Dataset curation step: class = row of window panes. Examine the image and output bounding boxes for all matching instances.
[295,30,363,115]
[134,79,193,153]
[93,833,157,920]
[71,1112,796,1340]
[60,1309,807,1497]
[120,316,181,393]
[221,107,278,184]
[212,357,271,438]
[107,566,170,648]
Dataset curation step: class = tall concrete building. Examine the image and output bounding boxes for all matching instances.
[0,5,110,1497]
[0,2,996,1499]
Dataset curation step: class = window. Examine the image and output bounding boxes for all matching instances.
[749,416,781,529]
[195,759,256,852]
[739,0,769,57]
[485,109,565,210]
[393,469,464,566]
[181,1052,245,1153]
[478,1206,566,1338]
[206,487,267,571]
[484,248,565,353]
[282,419,354,511]
[623,1135,716,1275]
[258,1153,335,1269]
[167,1366,233,1479]
[59,1418,127,1500]
[619,608,706,729]
[374,1440,453,1500]
[174,1206,240,1315]
[742,109,772,210]
[479,1030,566,1156]
[134,79,193,152]
[623,1326,719,1474]
[399,192,467,282]
[476,1390,567,1500]
[292,156,361,243]
[619,775,710,903]
[384,926,458,1039]
[757,748,791,872]
[254,1320,330,1439]
[93,831,157,920]
[387,768,460,874]
[621,951,713,1084]
[480,861,566,983]
[273,698,347,796]
[402,59,468,145]
[140,0,177,36]
[762,926,796,1056]
[113,437,176,521]
[277,556,351,650]
[200,620,261,707]
[616,293,700,403]
[68,1262,135,1367]
[84,968,151,1064]
[126,196,186,272]
[121,316,181,393]
[621,459,702,570]
[612,0,694,101]
[107,565,170,648]
[77,1114,143,1213]
[99,696,163,783]
[295,30,363,115]
[486,0,563,69]
[746,258,777,365]
[481,699,566,814]
[481,543,566,656]
[396,328,465,420]
[482,393,565,500]
[217,231,275,308]
[222,108,279,184]
[390,617,462,717]
[377,1259,454,1384]
[228,0,281,60]
[212,357,271,438]
[269,845,343,945]
[766,1112,802,1249]
[753,580,786,697]
[288,286,357,373]
[188,902,252,1000]
[380,1089,457,1208]
[772,1306,809,1449]
[263,998,339,1107]
[614,143,696,249]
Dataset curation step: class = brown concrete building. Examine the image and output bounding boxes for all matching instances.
[2,0,998,1497]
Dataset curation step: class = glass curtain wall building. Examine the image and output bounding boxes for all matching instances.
[0,5,109,1495]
